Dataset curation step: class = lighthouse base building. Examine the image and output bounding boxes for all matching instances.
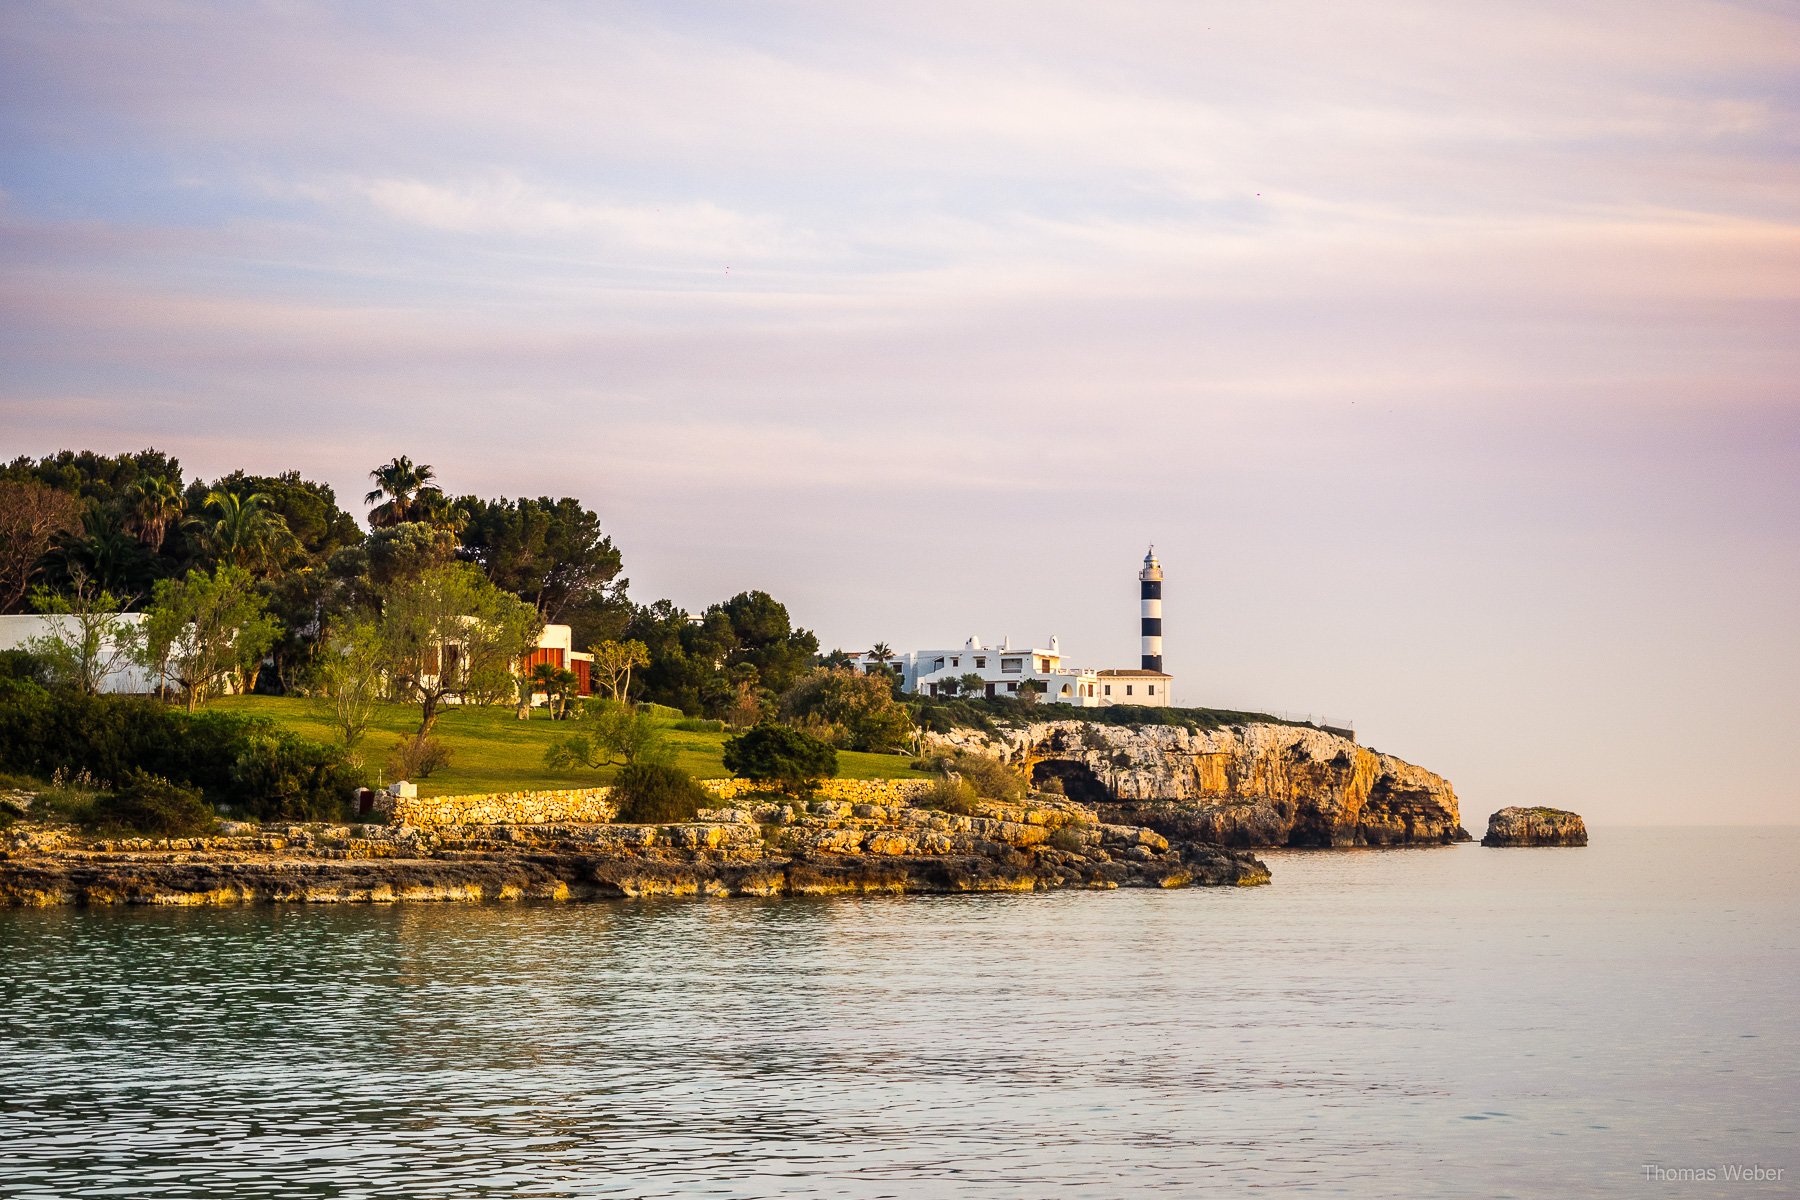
[849,547,1174,708]
[850,639,1171,707]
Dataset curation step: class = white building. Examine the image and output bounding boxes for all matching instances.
[0,612,156,693]
[856,635,1105,705]
[850,548,1174,708]
[852,635,1171,708]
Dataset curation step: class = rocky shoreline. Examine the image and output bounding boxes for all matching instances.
[932,720,1470,848]
[0,795,1272,905]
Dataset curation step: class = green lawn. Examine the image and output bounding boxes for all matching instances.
[210,696,934,797]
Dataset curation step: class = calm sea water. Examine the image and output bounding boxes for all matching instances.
[1,828,1794,1199]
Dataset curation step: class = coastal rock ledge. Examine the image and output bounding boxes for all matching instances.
[927,721,1470,848]
[1481,807,1588,847]
[0,798,1270,906]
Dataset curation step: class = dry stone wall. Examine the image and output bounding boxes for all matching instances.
[380,777,934,827]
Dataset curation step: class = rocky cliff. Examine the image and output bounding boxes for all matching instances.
[0,794,1270,905]
[926,720,1468,848]
[1481,807,1587,847]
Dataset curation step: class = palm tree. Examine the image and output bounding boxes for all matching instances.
[126,478,184,552]
[365,456,442,528]
[201,491,302,576]
[529,662,580,719]
[412,489,468,536]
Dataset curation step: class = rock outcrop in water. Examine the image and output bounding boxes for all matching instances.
[1481,807,1587,847]
[926,721,1468,848]
[0,794,1270,905]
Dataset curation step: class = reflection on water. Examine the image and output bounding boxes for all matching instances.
[1,829,1795,1198]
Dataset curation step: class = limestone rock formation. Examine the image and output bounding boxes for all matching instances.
[926,720,1468,848]
[0,794,1270,905]
[1481,807,1587,847]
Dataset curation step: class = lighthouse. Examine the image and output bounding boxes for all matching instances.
[1139,547,1163,672]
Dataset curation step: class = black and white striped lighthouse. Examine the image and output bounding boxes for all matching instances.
[1139,547,1163,672]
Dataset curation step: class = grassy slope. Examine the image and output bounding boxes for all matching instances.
[210,696,933,797]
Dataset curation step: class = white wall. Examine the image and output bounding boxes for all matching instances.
[0,613,156,694]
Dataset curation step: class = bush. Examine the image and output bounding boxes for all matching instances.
[387,733,453,781]
[1048,826,1086,853]
[88,769,214,836]
[610,762,711,824]
[918,751,1029,805]
[671,718,724,733]
[923,776,978,816]
[720,723,838,795]
[0,650,52,686]
[232,733,366,822]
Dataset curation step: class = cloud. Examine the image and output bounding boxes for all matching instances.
[0,0,1796,822]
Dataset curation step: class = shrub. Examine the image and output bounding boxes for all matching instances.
[88,769,214,836]
[387,733,453,781]
[916,751,1029,805]
[671,718,725,733]
[1048,826,1086,853]
[0,650,52,686]
[923,776,978,816]
[610,762,711,824]
[1037,776,1065,796]
[720,723,838,795]
[233,733,366,822]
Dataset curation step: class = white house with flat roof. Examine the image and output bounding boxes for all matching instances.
[850,548,1175,708]
[852,634,1169,708]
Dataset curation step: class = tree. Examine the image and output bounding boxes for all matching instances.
[314,619,385,750]
[720,723,838,795]
[780,667,913,752]
[125,477,185,552]
[361,522,459,592]
[139,565,282,712]
[456,496,626,626]
[39,508,159,599]
[23,572,143,694]
[589,638,650,700]
[544,701,666,770]
[712,592,819,695]
[378,562,537,733]
[200,470,361,562]
[868,642,893,665]
[529,661,580,719]
[364,456,441,528]
[1017,678,1046,705]
[0,482,84,612]
[958,672,987,699]
[198,491,303,576]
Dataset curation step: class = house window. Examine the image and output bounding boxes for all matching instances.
[929,683,939,696]
[1126,685,1134,695]
[975,657,986,668]
[933,657,944,669]
[1006,682,1018,692]
[1104,685,1111,696]
[1148,685,1155,696]
[1001,658,1022,673]
[985,683,995,698]
[951,657,959,667]
[1060,684,1071,694]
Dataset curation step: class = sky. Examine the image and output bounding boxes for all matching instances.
[2,0,1796,825]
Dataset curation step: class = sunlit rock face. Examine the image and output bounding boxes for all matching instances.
[926,721,1468,849]
[1481,807,1588,847]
